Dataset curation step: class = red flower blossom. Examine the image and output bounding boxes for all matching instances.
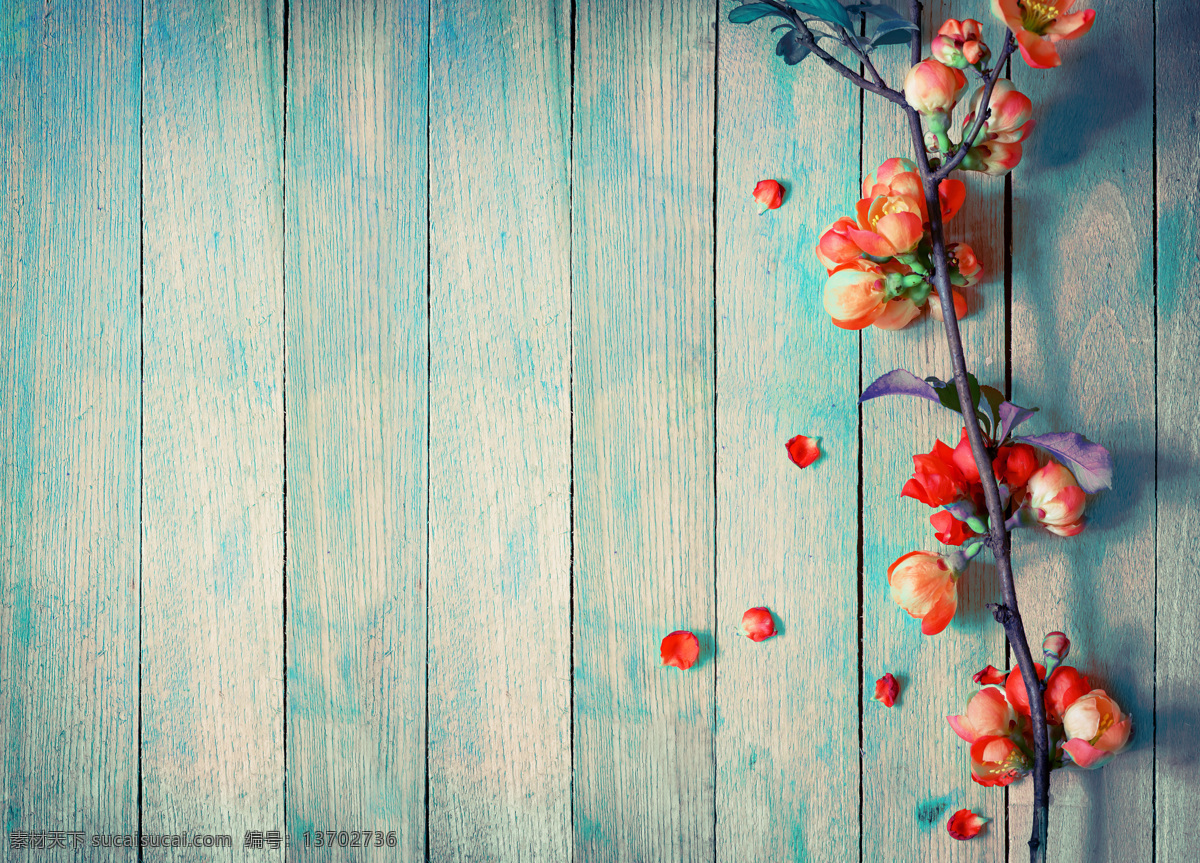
[902,440,972,508]
[753,179,784,212]
[660,631,700,670]
[947,808,991,840]
[785,435,821,468]
[741,607,777,642]
[931,510,976,546]
[970,735,1031,786]
[873,672,900,707]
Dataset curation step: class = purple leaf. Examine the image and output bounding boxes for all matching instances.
[998,401,1037,442]
[1015,432,1114,493]
[860,369,940,404]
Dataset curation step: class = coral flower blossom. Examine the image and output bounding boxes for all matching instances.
[948,242,983,286]
[904,58,967,115]
[823,259,888,329]
[753,178,784,212]
[862,157,967,223]
[930,286,969,323]
[888,551,961,636]
[660,630,700,670]
[902,440,972,508]
[970,735,1031,786]
[965,79,1035,144]
[931,509,975,546]
[1005,662,1091,722]
[948,686,1020,743]
[964,140,1025,176]
[873,297,922,331]
[873,672,900,707]
[947,808,991,840]
[992,0,1096,70]
[815,216,863,271]
[848,193,925,257]
[1043,631,1071,664]
[950,429,1037,488]
[741,607,777,642]
[933,18,990,68]
[1026,461,1087,536]
[1062,689,1132,768]
[785,434,821,468]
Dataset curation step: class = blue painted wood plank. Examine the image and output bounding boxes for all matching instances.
[1155,2,1200,860]
[860,4,1007,860]
[141,0,285,855]
[1009,0,1155,858]
[714,17,861,863]
[427,1,573,858]
[284,1,428,859]
[0,2,140,858]
[572,2,716,859]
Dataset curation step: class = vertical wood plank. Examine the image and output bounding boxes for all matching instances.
[427,1,573,858]
[861,3,1006,860]
[141,0,285,854]
[1155,1,1200,859]
[285,1,427,859]
[572,2,715,859]
[0,2,140,856]
[714,20,860,863]
[1009,0,1155,858]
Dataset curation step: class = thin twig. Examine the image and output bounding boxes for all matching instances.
[932,31,1017,180]
[908,0,922,66]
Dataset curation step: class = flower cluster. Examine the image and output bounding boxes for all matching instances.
[948,633,1131,785]
[888,428,1091,634]
[904,18,1038,177]
[817,158,976,331]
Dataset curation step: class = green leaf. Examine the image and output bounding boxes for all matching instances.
[775,28,813,64]
[787,0,851,28]
[980,385,1005,438]
[845,1,908,21]
[729,2,786,23]
[869,19,917,46]
[924,373,982,418]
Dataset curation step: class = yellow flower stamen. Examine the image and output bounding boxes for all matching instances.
[1019,0,1059,35]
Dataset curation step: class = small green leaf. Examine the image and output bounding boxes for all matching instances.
[729,2,786,24]
[775,29,813,64]
[845,1,909,21]
[787,0,851,28]
[980,385,1004,437]
[924,373,982,418]
[870,25,916,46]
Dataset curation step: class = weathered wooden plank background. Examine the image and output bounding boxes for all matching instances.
[1,0,1195,861]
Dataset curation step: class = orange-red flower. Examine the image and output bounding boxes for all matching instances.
[933,18,990,68]
[661,630,700,670]
[904,58,967,115]
[873,672,900,707]
[992,0,1096,69]
[1005,662,1090,723]
[1062,689,1132,768]
[848,193,924,257]
[970,735,1031,786]
[993,443,1039,487]
[930,510,976,546]
[823,259,889,329]
[963,140,1025,176]
[815,216,863,271]
[741,607,777,642]
[1005,662,1046,717]
[888,551,961,635]
[863,158,967,224]
[902,439,972,507]
[753,178,784,212]
[948,686,1020,743]
[948,242,983,286]
[1027,461,1086,536]
[785,434,821,468]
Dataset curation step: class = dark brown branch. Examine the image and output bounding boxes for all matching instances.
[932,32,1017,180]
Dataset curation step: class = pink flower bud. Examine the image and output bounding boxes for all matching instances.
[964,140,1024,176]
[947,242,983,286]
[903,59,966,115]
[1027,461,1087,536]
[966,79,1035,144]
[753,179,784,212]
[932,18,990,69]
[1043,631,1071,664]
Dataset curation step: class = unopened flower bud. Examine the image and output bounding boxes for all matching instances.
[904,59,966,116]
[1043,631,1071,671]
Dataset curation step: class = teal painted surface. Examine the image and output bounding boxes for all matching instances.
[1156,1,1200,860]
[427,0,573,858]
[284,0,428,860]
[715,16,860,863]
[1010,0,1156,859]
[0,0,1192,860]
[0,2,141,860]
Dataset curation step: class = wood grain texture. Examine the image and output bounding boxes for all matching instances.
[0,2,140,857]
[141,0,285,856]
[572,2,715,859]
[713,19,860,863]
[860,3,1007,860]
[1009,0,1155,858]
[426,1,573,859]
[284,1,427,859]
[1155,2,1200,859]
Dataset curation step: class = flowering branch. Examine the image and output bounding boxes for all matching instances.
[933,32,1017,180]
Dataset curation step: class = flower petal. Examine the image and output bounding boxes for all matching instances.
[947,808,991,840]
[785,435,821,469]
[873,672,900,707]
[973,664,1008,685]
[741,607,778,642]
[660,630,700,670]
[1016,28,1062,68]
[1062,736,1114,769]
[920,583,958,635]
